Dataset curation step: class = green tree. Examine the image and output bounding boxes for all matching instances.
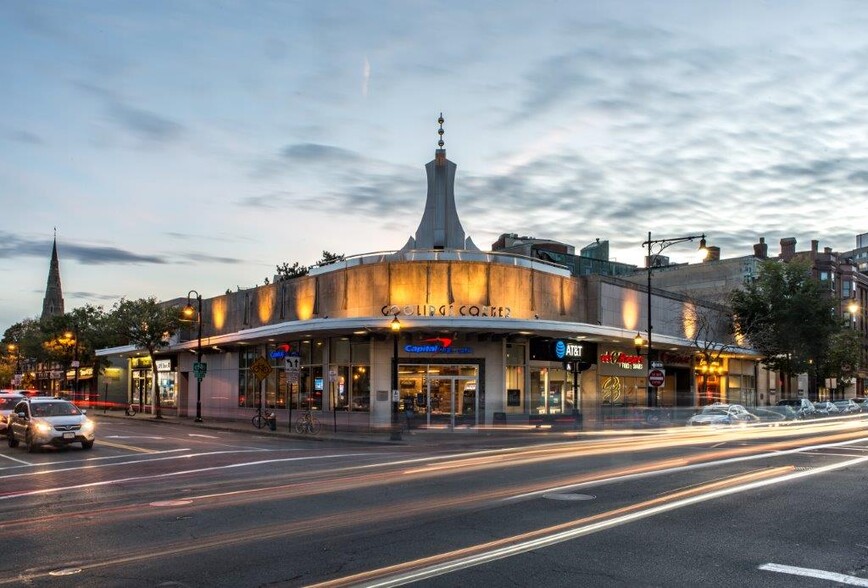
[317,250,345,265]
[274,251,346,283]
[730,259,839,397]
[110,297,182,418]
[820,329,862,396]
[275,261,309,281]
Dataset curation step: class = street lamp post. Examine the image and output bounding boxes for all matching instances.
[642,232,709,407]
[183,290,204,422]
[390,315,402,441]
[63,326,79,402]
[6,344,21,390]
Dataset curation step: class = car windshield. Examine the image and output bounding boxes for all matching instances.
[0,398,23,410]
[700,408,730,416]
[29,402,81,417]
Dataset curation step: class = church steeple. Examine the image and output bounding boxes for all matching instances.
[400,114,479,252]
[41,230,65,321]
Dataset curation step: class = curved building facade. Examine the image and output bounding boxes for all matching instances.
[98,127,758,429]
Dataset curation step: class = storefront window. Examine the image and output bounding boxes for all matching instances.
[328,339,370,412]
[506,344,525,413]
[238,347,259,408]
[530,366,571,414]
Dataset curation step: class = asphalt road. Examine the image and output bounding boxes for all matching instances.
[2,415,868,587]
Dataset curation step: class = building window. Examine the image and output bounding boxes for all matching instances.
[238,347,259,408]
[505,344,525,412]
[328,339,370,412]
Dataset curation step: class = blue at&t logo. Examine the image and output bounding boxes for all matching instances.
[554,340,566,359]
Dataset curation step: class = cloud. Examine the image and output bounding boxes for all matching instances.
[2,128,43,145]
[73,81,184,144]
[108,102,183,143]
[0,232,161,265]
[362,56,371,98]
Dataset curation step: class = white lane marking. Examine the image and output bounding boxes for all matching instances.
[103,436,165,440]
[368,456,868,587]
[507,436,868,500]
[0,449,267,478]
[188,433,219,439]
[0,453,31,465]
[759,563,868,586]
[0,453,370,501]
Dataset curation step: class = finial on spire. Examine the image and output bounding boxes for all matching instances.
[437,113,445,148]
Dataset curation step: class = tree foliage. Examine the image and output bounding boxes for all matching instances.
[274,251,345,282]
[109,297,182,418]
[730,259,840,393]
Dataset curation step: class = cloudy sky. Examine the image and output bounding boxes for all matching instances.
[2,1,867,334]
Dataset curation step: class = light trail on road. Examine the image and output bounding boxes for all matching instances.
[309,457,868,587]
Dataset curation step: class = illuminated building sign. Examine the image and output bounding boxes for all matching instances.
[530,338,596,363]
[404,337,472,354]
[382,304,511,318]
[599,351,643,370]
[269,343,295,359]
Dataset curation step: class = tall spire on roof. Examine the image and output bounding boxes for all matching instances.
[400,114,479,252]
[41,229,65,321]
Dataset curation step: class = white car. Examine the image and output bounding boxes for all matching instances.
[687,403,758,426]
[0,393,26,434]
[6,397,95,452]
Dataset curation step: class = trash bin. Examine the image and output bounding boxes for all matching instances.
[267,411,277,431]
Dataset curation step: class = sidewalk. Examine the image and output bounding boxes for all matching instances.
[92,409,580,449]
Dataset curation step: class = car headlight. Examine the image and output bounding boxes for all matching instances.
[81,419,95,433]
[34,421,52,434]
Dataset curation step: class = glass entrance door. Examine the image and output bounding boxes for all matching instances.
[427,376,477,429]
[397,364,480,430]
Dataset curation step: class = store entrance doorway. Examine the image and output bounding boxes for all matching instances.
[398,364,479,430]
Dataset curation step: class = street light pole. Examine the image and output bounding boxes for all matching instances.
[63,325,79,402]
[183,290,204,422]
[6,344,20,390]
[390,315,402,441]
[642,232,708,408]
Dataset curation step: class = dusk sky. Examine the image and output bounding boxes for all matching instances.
[2,1,867,335]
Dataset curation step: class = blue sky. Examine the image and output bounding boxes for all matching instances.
[2,1,867,334]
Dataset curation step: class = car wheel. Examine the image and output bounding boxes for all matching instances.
[7,430,19,448]
[81,439,94,450]
[25,431,38,453]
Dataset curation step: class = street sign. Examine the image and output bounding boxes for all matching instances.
[650,361,664,369]
[71,360,80,368]
[250,356,273,381]
[287,370,299,384]
[284,356,301,371]
[193,362,208,380]
[648,368,666,387]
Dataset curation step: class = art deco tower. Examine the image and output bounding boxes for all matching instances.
[41,233,65,320]
[400,114,479,252]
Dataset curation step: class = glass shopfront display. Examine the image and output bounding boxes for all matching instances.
[130,357,153,410]
[397,363,479,429]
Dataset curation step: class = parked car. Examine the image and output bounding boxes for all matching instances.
[833,399,861,414]
[687,403,758,426]
[0,392,26,434]
[776,398,817,419]
[749,405,799,423]
[851,398,868,412]
[812,401,840,417]
[6,397,95,452]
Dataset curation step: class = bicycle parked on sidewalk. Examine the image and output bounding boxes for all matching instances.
[125,403,138,416]
[295,409,321,435]
[251,406,275,429]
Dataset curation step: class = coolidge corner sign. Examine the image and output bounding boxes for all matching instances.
[381,304,512,318]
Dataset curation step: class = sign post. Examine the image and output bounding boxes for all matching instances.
[648,368,666,388]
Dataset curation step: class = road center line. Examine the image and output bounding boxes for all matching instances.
[759,563,868,586]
